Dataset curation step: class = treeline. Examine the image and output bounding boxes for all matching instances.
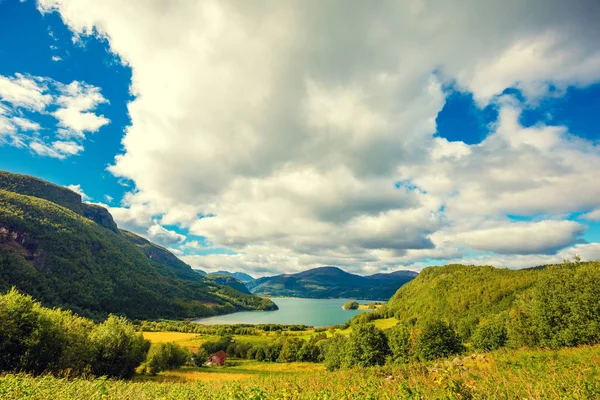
[194,334,328,364]
[138,320,309,335]
[0,289,149,378]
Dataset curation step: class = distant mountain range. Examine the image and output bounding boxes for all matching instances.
[0,171,277,319]
[245,266,418,300]
[214,270,255,282]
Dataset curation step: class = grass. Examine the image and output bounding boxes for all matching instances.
[4,345,600,399]
[143,331,290,352]
[372,318,398,330]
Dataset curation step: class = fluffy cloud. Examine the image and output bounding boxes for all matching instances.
[37,0,600,275]
[0,72,109,158]
[445,220,586,255]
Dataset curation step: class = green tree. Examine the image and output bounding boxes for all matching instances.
[386,324,412,363]
[143,342,189,375]
[344,323,389,368]
[471,321,508,351]
[414,320,464,361]
[343,301,359,310]
[323,334,348,371]
[90,315,150,378]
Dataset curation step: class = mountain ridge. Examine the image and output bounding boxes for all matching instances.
[0,170,276,319]
[246,266,417,300]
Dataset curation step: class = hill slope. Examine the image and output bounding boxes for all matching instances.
[246,266,417,300]
[213,270,255,282]
[0,171,276,319]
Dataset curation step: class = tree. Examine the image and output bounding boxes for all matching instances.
[414,320,464,361]
[344,323,389,368]
[343,301,359,310]
[143,342,189,375]
[386,324,411,363]
[471,321,508,351]
[90,315,150,378]
[323,334,348,371]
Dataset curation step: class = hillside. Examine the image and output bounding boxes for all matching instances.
[213,270,255,282]
[0,171,276,320]
[246,266,417,300]
[378,262,600,342]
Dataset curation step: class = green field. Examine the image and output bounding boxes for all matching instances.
[2,345,600,399]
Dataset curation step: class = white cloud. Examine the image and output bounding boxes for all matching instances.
[37,0,600,274]
[52,81,109,134]
[147,223,186,247]
[0,73,51,111]
[447,220,585,255]
[30,140,83,159]
[51,55,62,62]
[0,73,109,159]
[583,209,600,221]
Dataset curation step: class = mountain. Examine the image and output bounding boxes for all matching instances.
[245,266,417,300]
[213,270,255,282]
[204,274,252,294]
[0,171,276,320]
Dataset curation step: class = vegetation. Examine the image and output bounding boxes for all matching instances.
[142,343,190,375]
[0,289,149,378]
[3,345,600,399]
[209,270,255,282]
[246,266,417,300]
[413,320,465,361]
[342,301,359,310]
[0,170,276,319]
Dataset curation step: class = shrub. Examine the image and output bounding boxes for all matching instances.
[90,315,150,378]
[344,323,389,368]
[143,342,189,375]
[471,321,508,351]
[323,334,348,371]
[414,320,464,361]
[343,301,359,310]
[386,324,412,363]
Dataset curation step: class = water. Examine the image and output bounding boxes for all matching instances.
[193,297,373,327]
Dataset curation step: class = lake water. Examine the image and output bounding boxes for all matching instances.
[194,297,372,326]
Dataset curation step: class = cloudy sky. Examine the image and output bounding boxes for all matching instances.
[1,0,600,276]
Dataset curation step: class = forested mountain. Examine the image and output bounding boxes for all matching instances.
[246,266,417,300]
[213,270,255,282]
[0,171,276,320]
[373,262,600,347]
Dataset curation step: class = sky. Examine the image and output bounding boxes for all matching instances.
[1,0,600,277]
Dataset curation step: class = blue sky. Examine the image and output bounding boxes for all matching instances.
[1,0,600,276]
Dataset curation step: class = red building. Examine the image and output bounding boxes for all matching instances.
[208,350,227,366]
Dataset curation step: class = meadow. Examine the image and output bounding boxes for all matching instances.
[2,344,600,399]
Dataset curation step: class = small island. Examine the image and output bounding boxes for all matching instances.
[342,301,359,310]
[342,301,385,310]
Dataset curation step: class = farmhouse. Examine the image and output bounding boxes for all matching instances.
[207,350,227,366]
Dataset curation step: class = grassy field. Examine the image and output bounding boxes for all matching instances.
[3,345,600,399]
[142,331,277,352]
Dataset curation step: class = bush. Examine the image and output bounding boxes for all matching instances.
[143,342,189,375]
[344,323,389,368]
[386,324,412,363]
[414,320,464,361]
[471,321,508,351]
[323,334,348,371]
[0,290,150,378]
[0,289,94,376]
[343,301,359,310]
[90,315,150,378]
